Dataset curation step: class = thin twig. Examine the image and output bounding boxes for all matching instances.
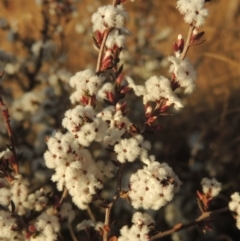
[87,205,96,222]
[59,187,69,205]
[113,0,121,7]
[26,3,50,91]
[103,164,125,241]
[0,93,19,174]
[150,207,229,240]
[96,28,112,73]
[180,24,195,60]
[68,222,78,241]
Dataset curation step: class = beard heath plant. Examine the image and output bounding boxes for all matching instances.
[0,0,238,241]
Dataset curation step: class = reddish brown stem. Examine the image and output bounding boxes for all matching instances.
[180,24,195,60]
[0,95,19,174]
[103,164,125,241]
[113,0,121,7]
[96,28,112,73]
[150,207,229,240]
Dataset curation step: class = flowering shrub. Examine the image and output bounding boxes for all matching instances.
[0,0,239,240]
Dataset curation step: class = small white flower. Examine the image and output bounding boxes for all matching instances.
[10,175,29,215]
[118,212,154,241]
[62,105,96,132]
[132,212,154,226]
[229,192,240,214]
[114,137,141,163]
[96,106,132,146]
[126,76,146,97]
[0,187,11,206]
[168,56,196,94]
[25,189,48,212]
[201,177,222,197]
[91,5,128,32]
[114,135,151,163]
[126,76,183,109]
[229,192,240,230]
[69,69,105,104]
[33,212,60,241]
[77,122,98,147]
[105,29,128,48]
[97,82,115,101]
[0,210,19,240]
[176,0,208,27]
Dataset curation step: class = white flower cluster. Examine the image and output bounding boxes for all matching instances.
[0,210,19,240]
[96,105,132,146]
[91,5,128,32]
[92,5,130,51]
[176,0,208,27]
[69,69,105,104]
[44,131,113,209]
[10,175,29,215]
[201,177,222,198]
[105,28,130,48]
[0,175,29,215]
[128,157,181,210]
[168,55,196,94]
[128,156,181,210]
[62,104,132,147]
[97,81,115,101]
[26,188,48,212]
[114,135,151,163]
[62,105,108,146]
[126,76,183,109]
[118,212,154,241]
[229,192,240,229]
[31,210,60,241]
[0,174,48,215]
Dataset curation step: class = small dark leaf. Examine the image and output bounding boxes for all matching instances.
[103,64,115,71]
[17,152,24,162]
[111,159,121,167]
[10,200,15,213]
[191,39,206,46]
[116,63,124,77]
[192,31,205,41]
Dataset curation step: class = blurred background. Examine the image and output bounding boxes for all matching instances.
[0,0,239,240]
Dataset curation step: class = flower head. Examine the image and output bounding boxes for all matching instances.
[118,212,154,241]
[128,157,181,210]
[176,0,208,27]
[201,177,222,198]
[91,5,128,32]
[169,56,196,94]
[229,192,240,229]
[126,76,183,109]
[114,135,151,163]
